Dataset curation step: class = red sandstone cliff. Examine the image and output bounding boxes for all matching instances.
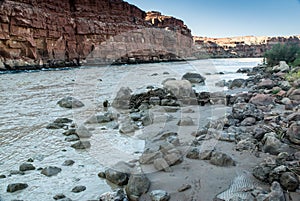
[145,11,191,38]
[0,0,193,70]
[194,35,300,58]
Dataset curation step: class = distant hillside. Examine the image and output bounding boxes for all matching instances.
[193,35,300,58]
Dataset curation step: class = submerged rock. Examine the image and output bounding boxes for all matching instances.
[182,72,206,85]
[41,166,62,177]
[65,134,79,142]
[75,125,92,138]
[229,78,246,89]
[7,183,28,192]
[70,141,91,149]
[54,118,73,124]
[62,160,75,166]
[57,97,84,108]
[177,184,191,192]
[0,174,6,179]
[19,163,35,171]
[53,193,66,200]
[46,122,66,129]
[71,185,86,193]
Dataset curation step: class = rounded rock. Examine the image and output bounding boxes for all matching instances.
[280,172,299,191]
[19,163,36,171]
[150,190,170,201]
[7,183,28,193]
[71,185,86,193]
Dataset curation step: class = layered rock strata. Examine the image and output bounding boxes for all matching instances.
[0,0,193,70]
[194,35,300,58]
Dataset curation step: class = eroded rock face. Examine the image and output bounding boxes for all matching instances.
[0,0,193,69]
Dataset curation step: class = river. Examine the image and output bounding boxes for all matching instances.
[0,58,262,201]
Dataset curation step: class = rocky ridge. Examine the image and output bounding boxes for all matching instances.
[194,35,300,58]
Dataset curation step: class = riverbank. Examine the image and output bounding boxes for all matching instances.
[1,58,299,200]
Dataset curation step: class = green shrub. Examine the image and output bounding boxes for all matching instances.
[293,54,300,67]
[264,43,300,66]
[285,71,300,81]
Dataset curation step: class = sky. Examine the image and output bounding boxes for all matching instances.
[125,0,300,38]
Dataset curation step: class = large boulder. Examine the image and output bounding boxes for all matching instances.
[163,80,195,103]
[288,88,300,102]
[262,133,287,155]
[57,97,84,108]
[182,72,206,85]
[249,94,274,106]
[273,61,290,72]
[280,172,299,191]
[287,122,300,144]
[112,87,132,109]
[257,79,275,89]
[125,174,151,200]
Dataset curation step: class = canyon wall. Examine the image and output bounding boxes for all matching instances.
[194,35,300,58]
[0,0,193,70]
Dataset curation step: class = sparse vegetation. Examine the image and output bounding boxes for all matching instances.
[285,71,300,82]
[264,43,300,66]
